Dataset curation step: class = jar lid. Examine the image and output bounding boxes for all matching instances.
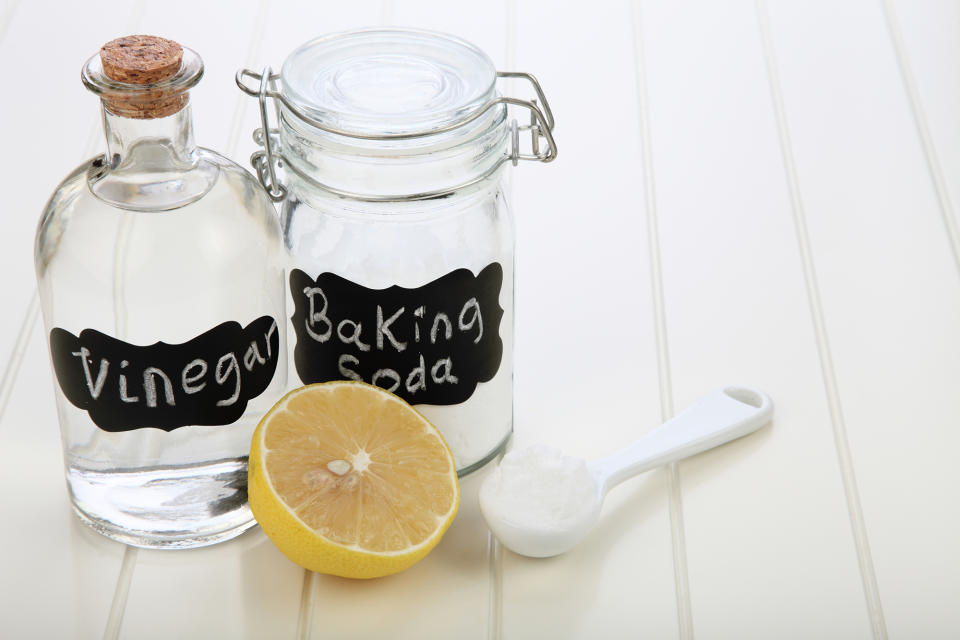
[280,29,497,137]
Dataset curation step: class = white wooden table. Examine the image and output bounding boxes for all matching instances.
[1,0,957,637]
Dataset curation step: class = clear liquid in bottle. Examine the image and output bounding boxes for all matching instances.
[34,36,287,548]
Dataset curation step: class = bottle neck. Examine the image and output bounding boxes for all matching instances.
[102,101,199,172]
[90,99,218,211]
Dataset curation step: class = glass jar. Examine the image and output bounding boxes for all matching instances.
[237,29,556,474]
[35,37,287,548]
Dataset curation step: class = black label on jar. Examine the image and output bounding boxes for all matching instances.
[290,263,504,405]
[49,316,280,432]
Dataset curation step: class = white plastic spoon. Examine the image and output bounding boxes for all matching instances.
[479,385,773,558]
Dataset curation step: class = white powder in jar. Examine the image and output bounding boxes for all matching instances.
[416,358,512,470]
[288,199,515,473]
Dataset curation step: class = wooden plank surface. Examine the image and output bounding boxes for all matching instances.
[1,0,958,637]
[0,0,140,394]
[641,1,873,637]
[766,0,960,636]
[888,0,960,270]
[501,1,680,637]
[0,324,128,638]
[0,2,142,637]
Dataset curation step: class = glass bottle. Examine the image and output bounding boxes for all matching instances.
[35,36,287,548]
[237,29,557,475]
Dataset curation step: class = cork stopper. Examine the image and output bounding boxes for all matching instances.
[99,35,187,118]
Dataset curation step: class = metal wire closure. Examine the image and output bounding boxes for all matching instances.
[253,69,285,201]
[235,67,558,202]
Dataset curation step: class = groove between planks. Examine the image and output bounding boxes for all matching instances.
[754,2,888,638]
[0,0,21,48]
[297,570,320,640]
[103,547,139,640]
[880,0,960,279]
[630,2,694,638]
[486,533,503,640]
[0,295,40,428]
[485,1,515,638]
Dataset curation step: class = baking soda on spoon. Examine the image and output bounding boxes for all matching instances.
[480,385,773,558]
[480,446,602,558]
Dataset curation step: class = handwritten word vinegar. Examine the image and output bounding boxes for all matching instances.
[50,316,281,432]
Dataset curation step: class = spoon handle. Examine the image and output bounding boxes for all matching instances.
[589,385,773,495]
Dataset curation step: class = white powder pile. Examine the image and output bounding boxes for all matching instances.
[479,445,599,532]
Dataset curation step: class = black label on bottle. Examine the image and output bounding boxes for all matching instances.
[290,263,504,405]
[49,316,280,432]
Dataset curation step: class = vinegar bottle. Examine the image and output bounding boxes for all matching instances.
[34,35,287,548]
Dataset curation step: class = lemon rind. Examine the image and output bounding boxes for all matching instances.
[251,380,460,561]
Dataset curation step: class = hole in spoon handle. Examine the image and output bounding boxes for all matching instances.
[723,385,765,408]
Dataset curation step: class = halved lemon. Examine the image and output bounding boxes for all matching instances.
[249,381,460,579]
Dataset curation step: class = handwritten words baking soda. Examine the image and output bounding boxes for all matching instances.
[290,264,504,405]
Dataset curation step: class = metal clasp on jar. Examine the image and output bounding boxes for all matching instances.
[235,67,558,203]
